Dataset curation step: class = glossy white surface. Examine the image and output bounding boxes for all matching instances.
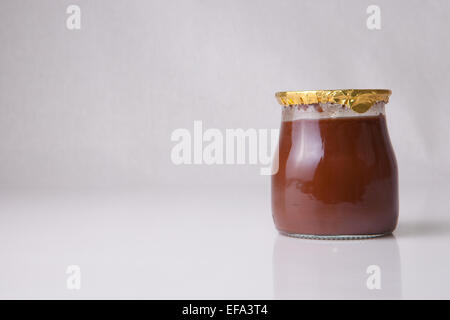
[0,181,448,299]
[1,0,449,301]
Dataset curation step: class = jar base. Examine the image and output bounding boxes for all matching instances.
[279,230,391,240]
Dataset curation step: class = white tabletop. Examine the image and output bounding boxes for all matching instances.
[0,181,448,299]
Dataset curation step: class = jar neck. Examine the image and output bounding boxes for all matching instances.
[282,102,386,122]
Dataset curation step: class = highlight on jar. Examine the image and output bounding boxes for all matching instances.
[271,89,398,240]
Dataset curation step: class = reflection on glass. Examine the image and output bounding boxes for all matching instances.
[273,234,401,299]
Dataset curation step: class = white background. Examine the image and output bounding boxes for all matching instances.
[0,0,449,299]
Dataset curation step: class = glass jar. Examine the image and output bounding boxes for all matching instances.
[272,89,398,239]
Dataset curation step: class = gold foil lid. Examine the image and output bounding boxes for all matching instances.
[275,89,392,113]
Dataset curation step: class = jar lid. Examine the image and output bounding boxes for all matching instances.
[275,89,392,113]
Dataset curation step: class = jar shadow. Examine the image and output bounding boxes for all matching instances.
[395,220,450,238]
[272,234,402,299]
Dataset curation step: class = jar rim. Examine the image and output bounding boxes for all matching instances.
[275,89,392,113]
